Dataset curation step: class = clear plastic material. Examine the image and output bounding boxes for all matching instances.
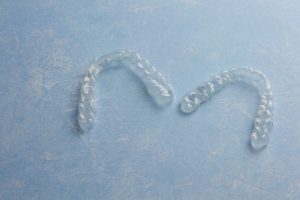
[78,50,174,132]
[180,67,274,150]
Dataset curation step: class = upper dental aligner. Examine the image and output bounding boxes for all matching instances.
[180,67,274,150]
[78,50,174,132]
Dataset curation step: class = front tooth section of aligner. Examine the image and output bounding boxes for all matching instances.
[95,51,129,69]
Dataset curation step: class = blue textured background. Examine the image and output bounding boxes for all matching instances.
[1,1,300,199]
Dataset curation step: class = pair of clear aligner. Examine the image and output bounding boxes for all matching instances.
[78,51,273,150]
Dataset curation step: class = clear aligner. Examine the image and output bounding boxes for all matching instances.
[78,50,174,132]
[180,67,273,150]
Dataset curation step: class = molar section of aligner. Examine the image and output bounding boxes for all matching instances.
[208,71,231,92]
[180,91,203,113]
[180,71,232,114]
[135,57,174,107]
[250,90,274,150]
[78,72,96,132]
[145,75,174,107]
[180,82,213,114]
[144,65,174,106]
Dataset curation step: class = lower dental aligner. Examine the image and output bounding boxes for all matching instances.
[180,67,274,150]
[78,50,174,132]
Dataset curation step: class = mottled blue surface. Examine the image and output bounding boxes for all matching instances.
[1,1,300,199]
